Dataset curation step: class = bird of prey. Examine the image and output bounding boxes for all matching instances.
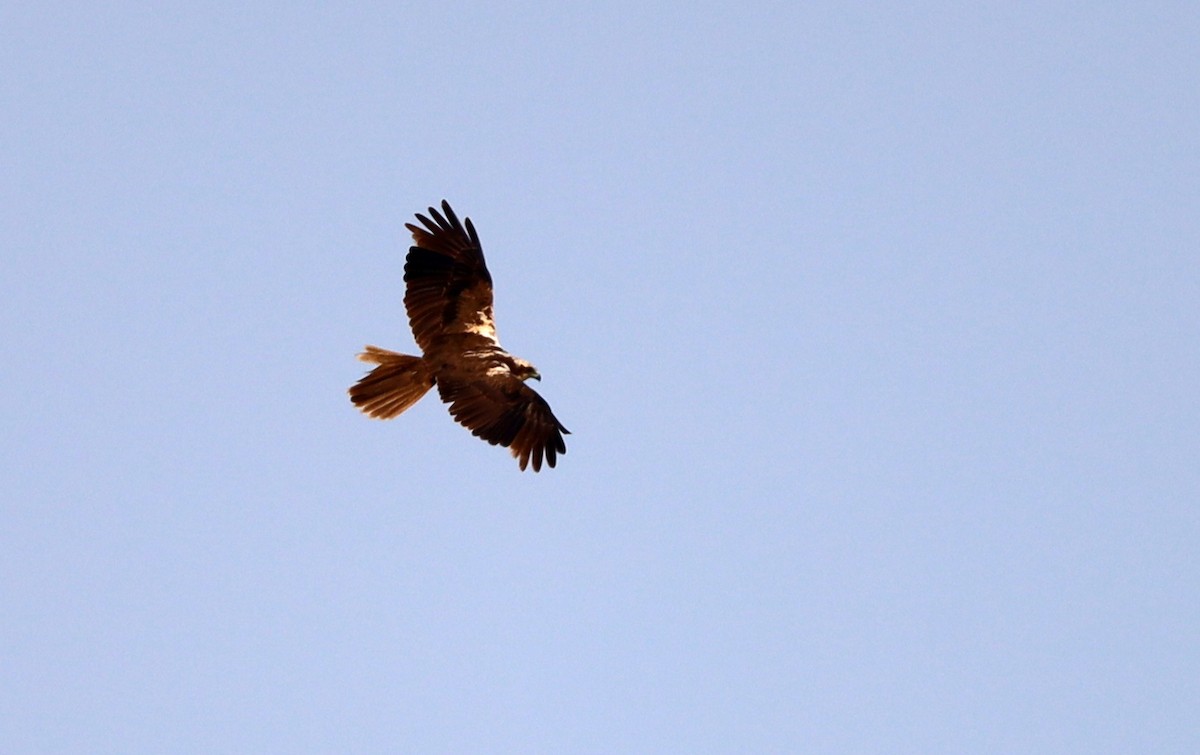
[349,200,568,471]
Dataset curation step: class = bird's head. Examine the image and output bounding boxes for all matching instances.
[511,357,541,382]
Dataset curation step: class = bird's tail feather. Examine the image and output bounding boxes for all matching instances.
[349,346,434,419]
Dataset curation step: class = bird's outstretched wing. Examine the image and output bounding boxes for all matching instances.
[403,200,497,353]
[436,371,570,472]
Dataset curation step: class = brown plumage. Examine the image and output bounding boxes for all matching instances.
[349,200,569,471]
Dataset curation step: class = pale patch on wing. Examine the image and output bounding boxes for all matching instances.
[451,304,497,342]
[463,319,497,341]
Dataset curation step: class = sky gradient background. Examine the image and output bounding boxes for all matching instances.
[3,2,1199,752]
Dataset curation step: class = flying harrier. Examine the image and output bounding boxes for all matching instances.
[349,200,568,471]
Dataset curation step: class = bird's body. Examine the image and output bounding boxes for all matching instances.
[349,201,568,471]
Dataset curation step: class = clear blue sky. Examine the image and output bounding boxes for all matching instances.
[3,2,1198,752]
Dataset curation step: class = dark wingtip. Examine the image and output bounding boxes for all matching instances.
[427,205,447,228]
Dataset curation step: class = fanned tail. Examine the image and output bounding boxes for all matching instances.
[349,346,434,419]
